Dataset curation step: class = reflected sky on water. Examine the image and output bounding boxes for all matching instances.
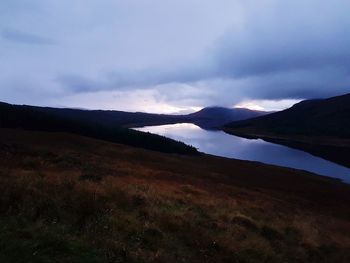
[135,123,350,183]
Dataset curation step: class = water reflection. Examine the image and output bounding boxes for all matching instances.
[135,123,350,183]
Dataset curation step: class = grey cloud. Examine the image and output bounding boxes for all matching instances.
[56,62,214,93]
[56,75,103,93]
[238,68,350,100]
[1,28,55,45]
[201,1,350,101]
[58,0,350,103]
[211,26,350,79]
[2,0,350,110]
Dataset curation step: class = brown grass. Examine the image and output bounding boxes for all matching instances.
[0,128,350,262]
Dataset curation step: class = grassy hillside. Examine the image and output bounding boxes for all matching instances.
[0,102,197,155]
[225,93,350,138]
[1,128,350,262]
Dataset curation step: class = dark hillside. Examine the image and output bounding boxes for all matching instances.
[226,93,350,138]
[0,102,197,154]
[224,93,350,167]
[0,102,269,131]
[187,106,268,129]
[40,106,185,128]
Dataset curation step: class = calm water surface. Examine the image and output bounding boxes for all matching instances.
[135,123,350,183]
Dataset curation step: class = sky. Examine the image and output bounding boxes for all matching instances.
[1,0,350,113]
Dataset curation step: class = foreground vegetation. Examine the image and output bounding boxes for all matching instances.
[1,128,350,262]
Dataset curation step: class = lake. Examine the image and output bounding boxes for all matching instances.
[135,123,350,183]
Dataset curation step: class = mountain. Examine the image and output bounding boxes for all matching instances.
[0,101,268,154]
[39,105,268,130]
[224,93,350,167]
[186,106,269,129]
[225,93,350,138]
[0,101,269,131]
[0,102,197,154]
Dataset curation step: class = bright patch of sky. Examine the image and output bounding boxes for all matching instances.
[234,99,301,112]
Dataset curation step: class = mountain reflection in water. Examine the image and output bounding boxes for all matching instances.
[135,123,350,183]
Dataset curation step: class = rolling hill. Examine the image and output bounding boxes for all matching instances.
[0,102,197,154]
[0,101,270,143]
[187,106,268,129]
[0,101,269,155]
[224,93,350,167]
[225,93,350,138]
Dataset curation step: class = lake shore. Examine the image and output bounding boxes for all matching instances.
[223,127,350,168]
[136,124,350,182]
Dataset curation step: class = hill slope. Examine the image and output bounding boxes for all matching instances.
[187,107,268,129]
[0,102,197,154]
[225,93,350,138]
[0,101,270,131]
[224,93,350,167]
[1,128,350,262]
[0,102,187,128]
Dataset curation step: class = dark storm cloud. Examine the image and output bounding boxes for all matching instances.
[212,1,350,100]
[236,68,350,100]
[56,63,214,93]
[211,28,350,79]
[1,0,350,111]
[57,0,350,102]
[1,29,55,45]
[56,75,103,93]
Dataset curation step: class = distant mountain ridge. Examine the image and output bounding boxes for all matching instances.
[0,102,197,154]
[187,106,268,129]
[0,101,270,154]
[0,102,269,130]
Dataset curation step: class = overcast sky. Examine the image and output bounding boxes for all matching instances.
[1,0,350,113]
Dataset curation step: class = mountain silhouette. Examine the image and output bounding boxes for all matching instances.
[226,93,350,138]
